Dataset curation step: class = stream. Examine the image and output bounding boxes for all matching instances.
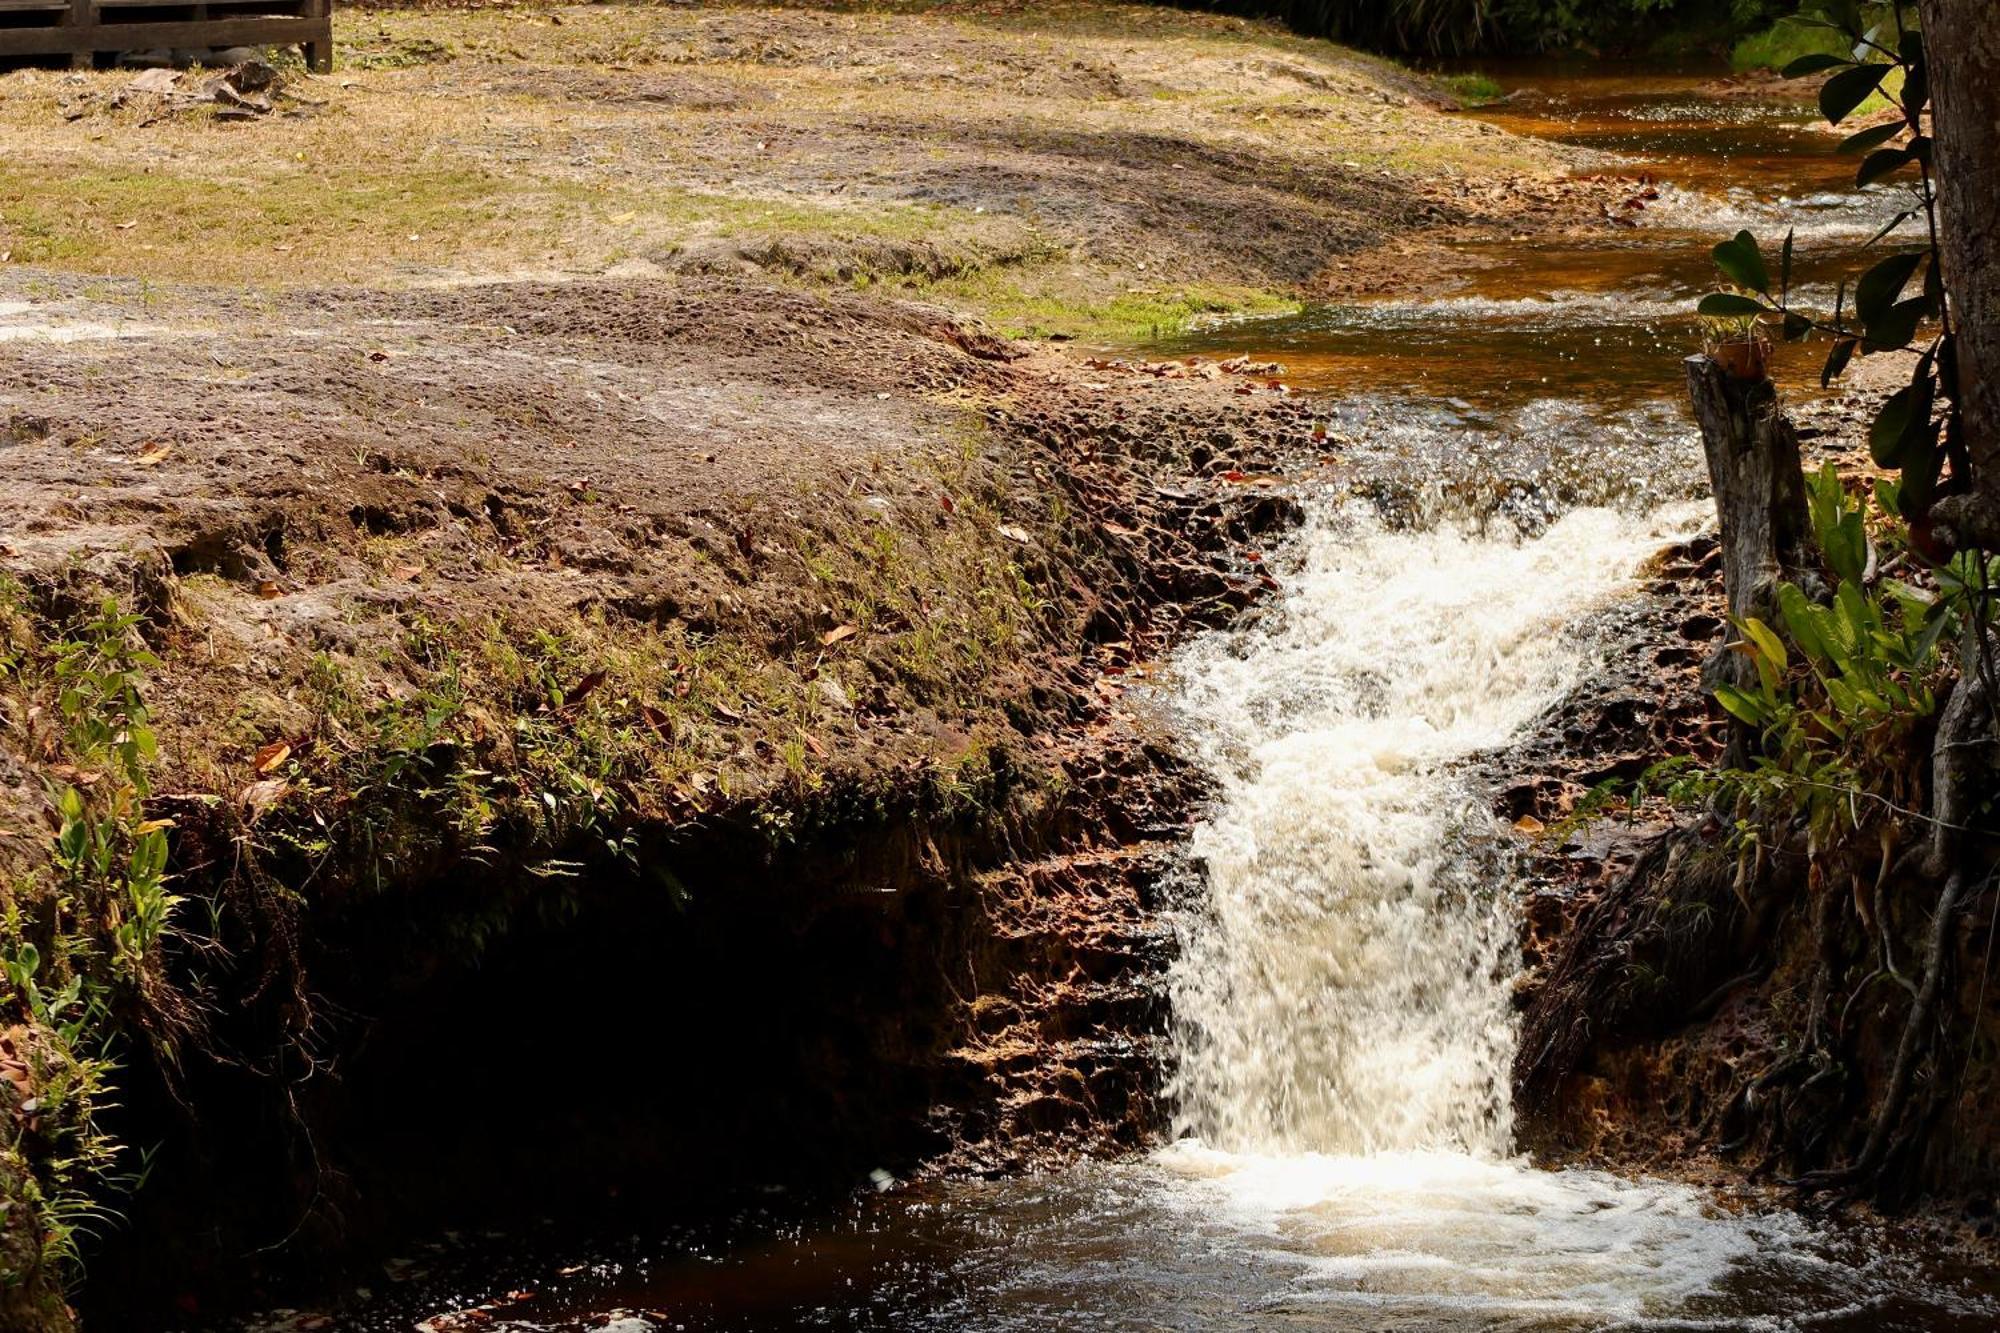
[251,66,1998,1333]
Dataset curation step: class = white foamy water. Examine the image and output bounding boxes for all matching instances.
[1635,181,1905,243]
[1167,500,1705,1157]
[1135,497,1862,1323]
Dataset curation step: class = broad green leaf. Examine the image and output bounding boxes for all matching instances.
[1711,231,1769,293]
[1856,146,1913,187]
[1855,251,1924,324]
[1838,122,1904,154]
[1777,583,1830,664]
[1869,385,1919,466]
[1698,292,1765,317]
[1864,296,1929,351]
[1820,61,1888,124]
[1865,209,1916,246]
[1741,616,1789,676]
[1783,52,1850,78]
[1902,60,1928,119]
[1873,476,1901,517]
[1715,683,1771,727]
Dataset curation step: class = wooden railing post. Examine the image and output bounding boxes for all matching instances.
[303,0,331,72]
[65,0,95,68]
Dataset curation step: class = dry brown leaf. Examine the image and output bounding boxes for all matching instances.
[237,778,291,822]
[135,443,172,465]
[1513,815,1546,835]
[820,623,858,647]
[561,670,607,708]
[253,741,292,774]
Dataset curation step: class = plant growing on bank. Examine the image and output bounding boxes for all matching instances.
[1659,0,2000,1191]
[1688,0,2000,800]
[0,596,179,1286]
[1165,0,1796,55]
[1701,467,1959,852]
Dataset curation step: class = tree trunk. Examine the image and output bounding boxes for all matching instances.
[1922,0,2000,551]
[1685,356,1817,765]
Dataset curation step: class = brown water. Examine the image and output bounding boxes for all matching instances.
[236,66,1999,1333]
[1142,66,1887,406]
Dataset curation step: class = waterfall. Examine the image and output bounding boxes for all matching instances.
[1165,500,1707,1156]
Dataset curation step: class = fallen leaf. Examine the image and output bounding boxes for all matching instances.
[997,523,1032,543]
[135,443,172,465]
[256,581,284,599]
[1514,815,1546,835]
[253,741,292,774]
[561,670,607,708]
[801,731,827,758]
[237,778,291,822]
[390,564,423,581]
[821,623,858,647]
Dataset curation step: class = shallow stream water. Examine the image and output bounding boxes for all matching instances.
[250,66,1999,1333]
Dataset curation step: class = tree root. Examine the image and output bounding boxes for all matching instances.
[1790,868,1970,1191]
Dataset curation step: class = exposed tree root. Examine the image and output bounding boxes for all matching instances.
[1793,868,1983,1190]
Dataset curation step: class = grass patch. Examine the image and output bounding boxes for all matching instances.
[0,155,968,285]
[0,592,180,1294]
[1439,71,1504,105]
[916,262,1299,342]
[1731,14,1852,72]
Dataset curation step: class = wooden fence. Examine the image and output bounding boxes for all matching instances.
[0,0,330,72]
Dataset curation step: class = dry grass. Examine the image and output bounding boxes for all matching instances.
[0,0,1569,331]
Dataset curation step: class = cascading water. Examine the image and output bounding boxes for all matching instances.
[1164,502,1707,1160]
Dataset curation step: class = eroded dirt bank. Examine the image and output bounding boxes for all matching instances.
[0,271,1321,1324]
[1498,365,2000,1261]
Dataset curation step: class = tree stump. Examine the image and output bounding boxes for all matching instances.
[1684,355,1815,765]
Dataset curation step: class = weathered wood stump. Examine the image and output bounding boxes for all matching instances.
[1684,354,1816,764]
